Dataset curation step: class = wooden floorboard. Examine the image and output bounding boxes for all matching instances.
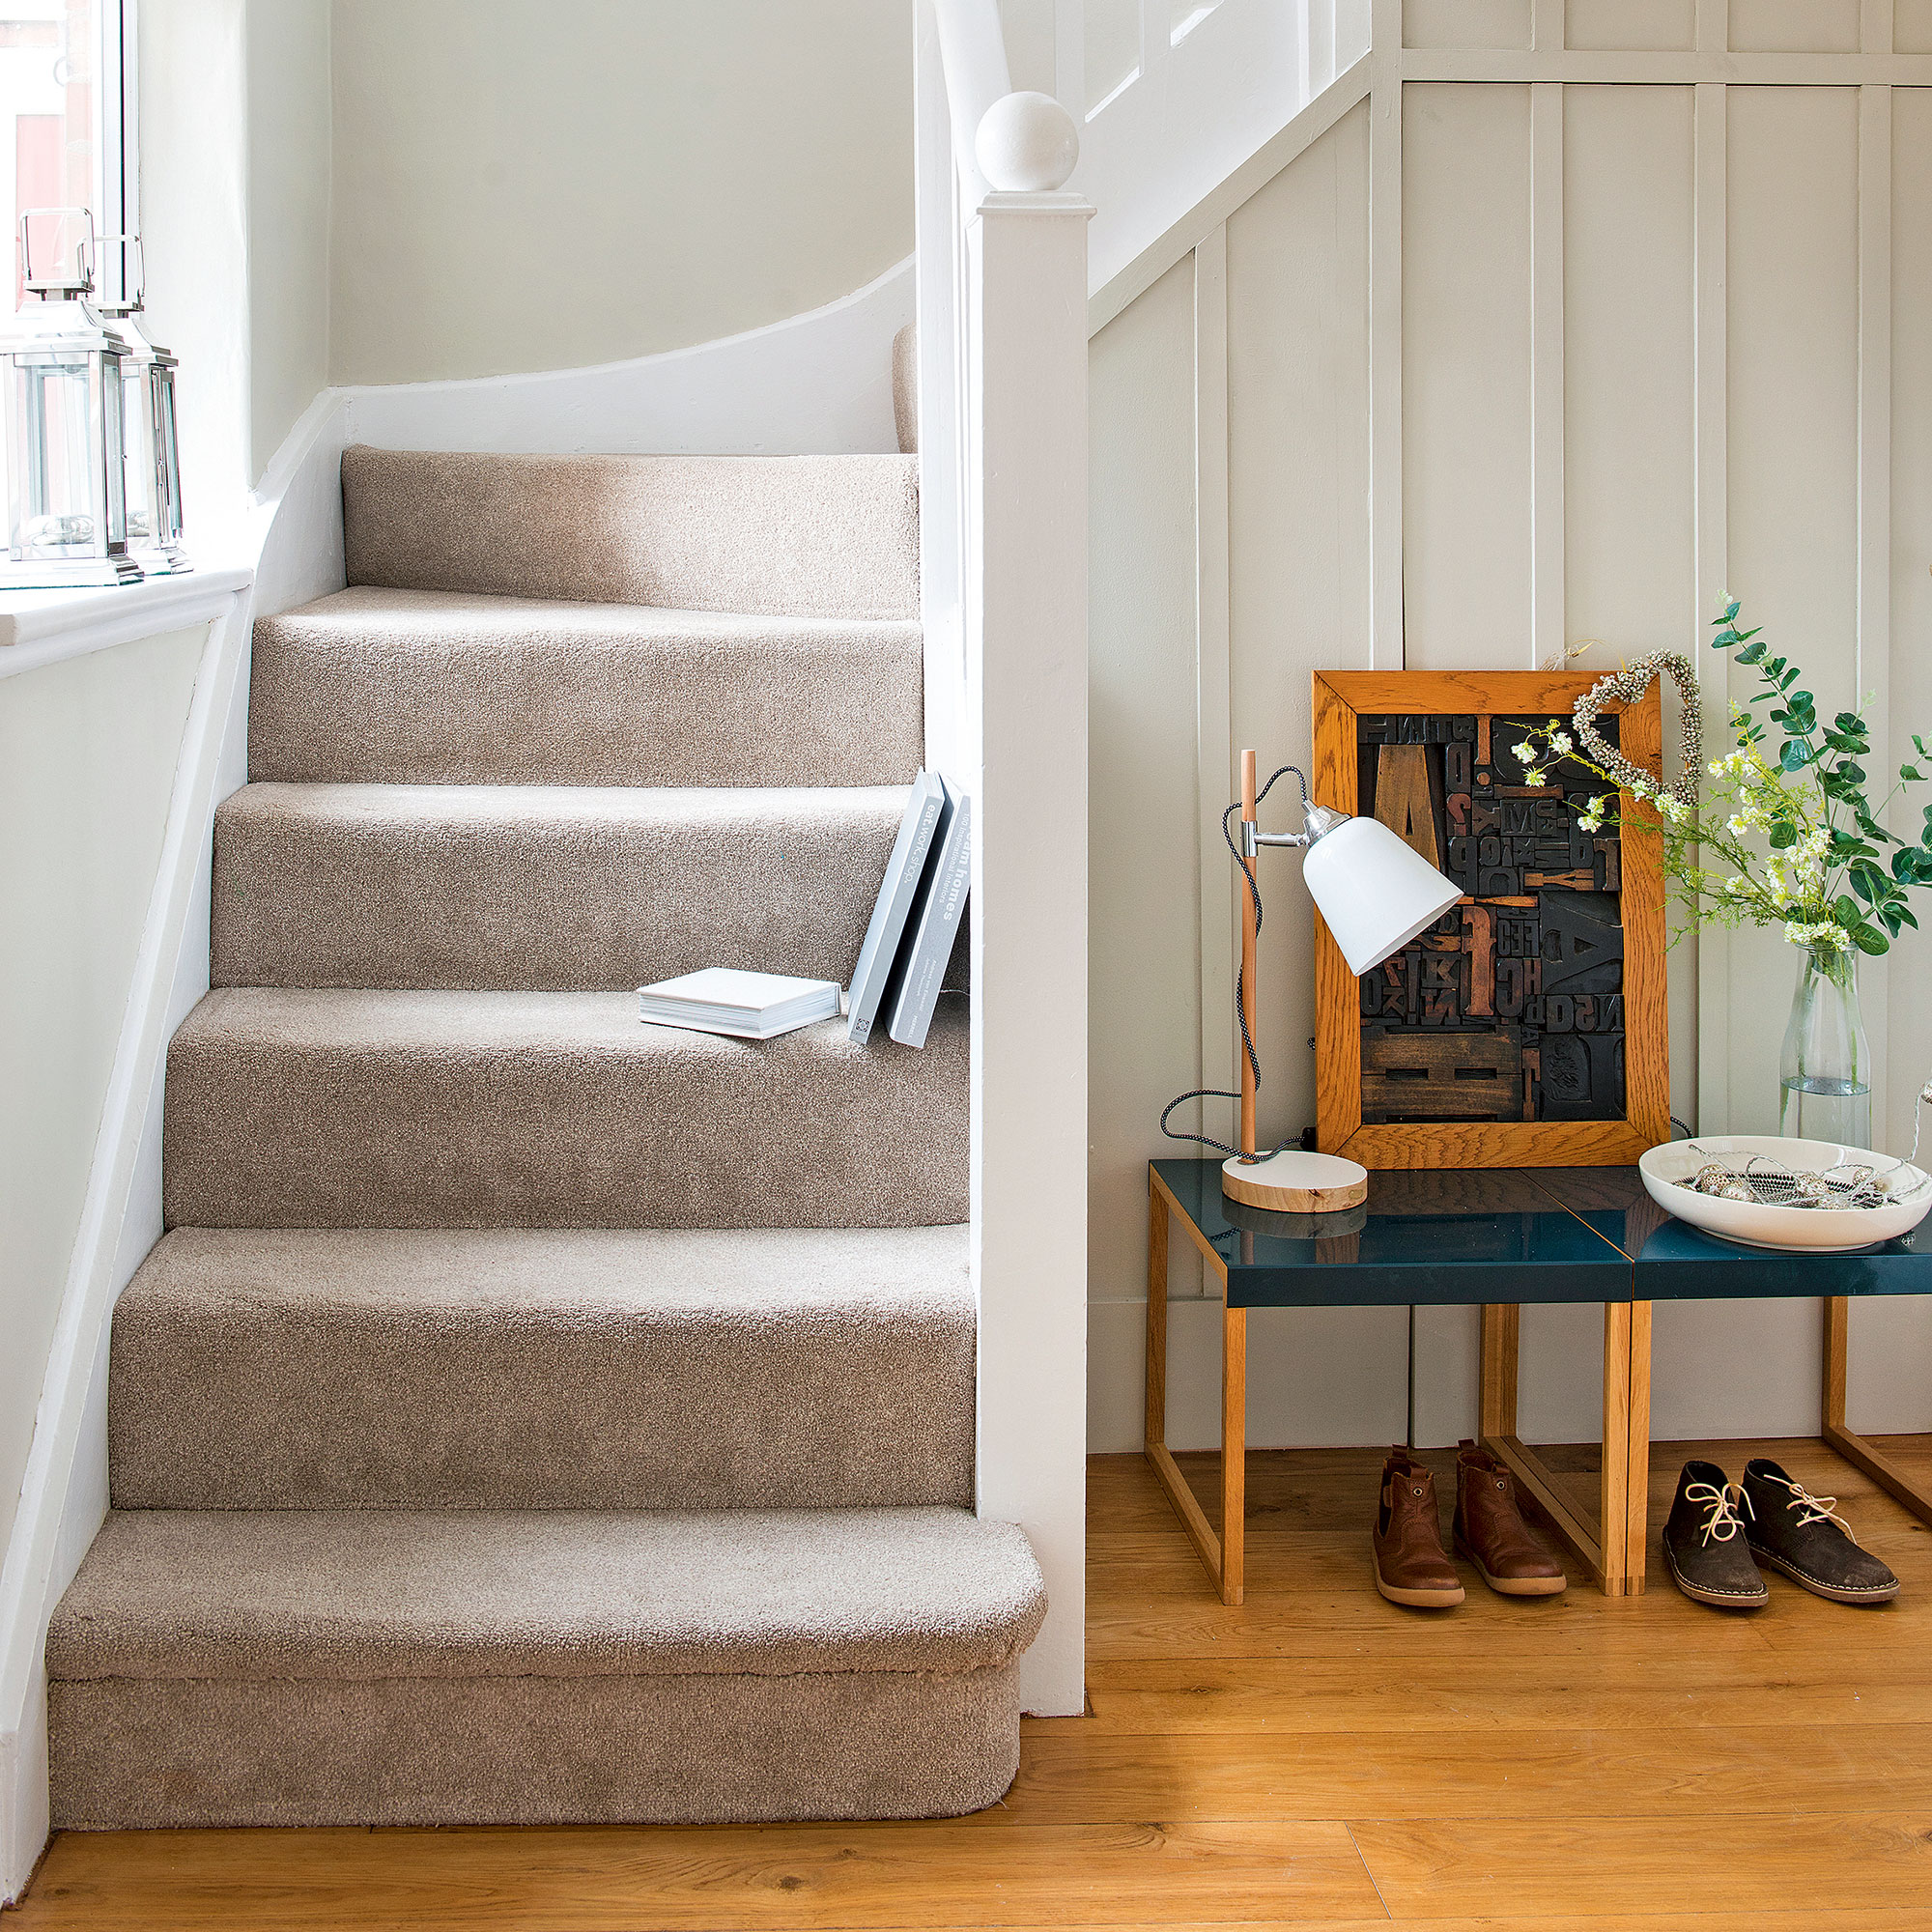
[13,1435,1932,1928]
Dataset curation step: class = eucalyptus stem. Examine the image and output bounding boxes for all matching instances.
[1513,598,1932,957]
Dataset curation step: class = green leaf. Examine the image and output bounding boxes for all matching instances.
[1898,904,1920,930]
[1825,731,1868,753]
[1882,906,1903,935]
[1713,628,1741,647]
[1779,741,1813,772]
[1903,764,1924,781]
[1835,895,1862,923]
[1853,924,1890,956]
[1769,821,1799,849]
[1739,640,1768,666]
[1837,762,1865,784]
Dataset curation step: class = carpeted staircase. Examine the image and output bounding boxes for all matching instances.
[45,446,1044,1829]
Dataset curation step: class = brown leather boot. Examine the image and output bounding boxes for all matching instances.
[1372,1448,1464,1607]
[1454,1440,1567,1597]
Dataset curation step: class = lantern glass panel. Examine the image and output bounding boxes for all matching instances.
[4,340,128,565]
[152,365,182,547]
[122,359,155,542]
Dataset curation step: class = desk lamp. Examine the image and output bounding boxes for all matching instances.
[1219,747,1461,1213]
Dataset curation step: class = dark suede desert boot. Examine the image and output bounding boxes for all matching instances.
[1372,1447,1464,1608]
[1740,1457,1900,1605]
[1662,1460,1768,1609]
[1454,1439,1566,1596]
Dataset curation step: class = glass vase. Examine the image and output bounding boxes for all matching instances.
[1777,942,1872,1149]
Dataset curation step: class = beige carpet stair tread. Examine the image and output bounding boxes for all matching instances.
[248,587,922,788]
[49,1506,1045,1683]
[213,781,909,990]
[343,446,919,620]
[162,989,968,1230]
[111,1225,974,1511]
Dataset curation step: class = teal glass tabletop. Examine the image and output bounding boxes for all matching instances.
[1152,1159,1633,1308]
[1155,1158,1932,1309]
[1527,1165,1932,1300]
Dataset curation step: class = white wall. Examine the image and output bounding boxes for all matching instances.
[247,0,332,481]
[1089,6,1932,1454]
[327,0,914,386]
[0,628,208,1568]
[141,0,333,509]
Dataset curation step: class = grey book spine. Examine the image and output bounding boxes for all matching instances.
[846,771,948,1044]
[887,790,972,1049]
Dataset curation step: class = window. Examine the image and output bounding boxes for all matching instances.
[0,1,131,309]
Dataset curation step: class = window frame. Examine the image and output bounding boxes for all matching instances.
[92,0,137,308]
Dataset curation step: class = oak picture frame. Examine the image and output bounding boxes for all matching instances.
[1312,669,1671,1169]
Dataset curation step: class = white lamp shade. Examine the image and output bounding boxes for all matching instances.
[1302,814,1463,976]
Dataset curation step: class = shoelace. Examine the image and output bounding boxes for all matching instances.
[1769,1473,1861,1546]
[1685,1480,1751,1547]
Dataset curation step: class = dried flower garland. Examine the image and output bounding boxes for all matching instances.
[1569,650,1702,813]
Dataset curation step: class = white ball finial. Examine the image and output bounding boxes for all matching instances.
[975,91,1079,193]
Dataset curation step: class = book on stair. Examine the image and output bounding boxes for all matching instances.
[887,785,971,1049]
[847,768,950,1045]
[638,968,841,1039]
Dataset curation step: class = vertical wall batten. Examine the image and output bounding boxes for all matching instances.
[1858,81,1893,1147]
[1370,0,1406,667]
[1193,228,1236,1147]
[1529,81,1565,668]
[1692,79,1731,1136]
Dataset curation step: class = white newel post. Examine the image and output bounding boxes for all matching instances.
[967,162,1092,1718]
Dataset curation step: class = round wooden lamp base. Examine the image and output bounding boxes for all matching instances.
[1222,1148,1369,1214]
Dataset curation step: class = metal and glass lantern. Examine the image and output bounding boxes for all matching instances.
[0,208,141,588]
[94,235,187,574]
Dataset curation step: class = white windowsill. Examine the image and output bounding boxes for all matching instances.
[0,564,253,678]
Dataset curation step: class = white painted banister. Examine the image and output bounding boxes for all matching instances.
[918,0,1093,1720]
[964,185,1092,1722]
[932,0,1014,199]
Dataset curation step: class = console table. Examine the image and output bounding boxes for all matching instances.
[1147,1157,1932,1605]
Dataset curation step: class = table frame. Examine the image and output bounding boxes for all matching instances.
[1823,1295,1932,1530]
[1146,1164,1656,1603]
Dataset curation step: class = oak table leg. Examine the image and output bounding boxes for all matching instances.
[1821,1295,1932,1528]
[1599,1303,1634,1595]
[1145,1169,1245,1604]
[1221,1306,1247,1605]
[1481,1299,1634,1594]
[1147,1184,1169,1454]
[1623,1300,1653,1594]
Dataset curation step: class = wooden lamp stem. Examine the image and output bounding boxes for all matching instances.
[1239,748,1258,1160]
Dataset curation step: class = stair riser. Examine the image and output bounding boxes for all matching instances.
[110,1302,974,1512]
[342,447,920,620]
[248,617,923,789]
[51,1665,1019,1828]
[212,788,905,991]
[161,1000,969,1229]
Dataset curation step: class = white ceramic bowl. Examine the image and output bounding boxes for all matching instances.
[1638,1135,1932,1254]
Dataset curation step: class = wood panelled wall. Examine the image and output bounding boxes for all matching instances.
[1089,0,1932,1453]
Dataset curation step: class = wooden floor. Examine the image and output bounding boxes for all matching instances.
[13,1436,1932,1930]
